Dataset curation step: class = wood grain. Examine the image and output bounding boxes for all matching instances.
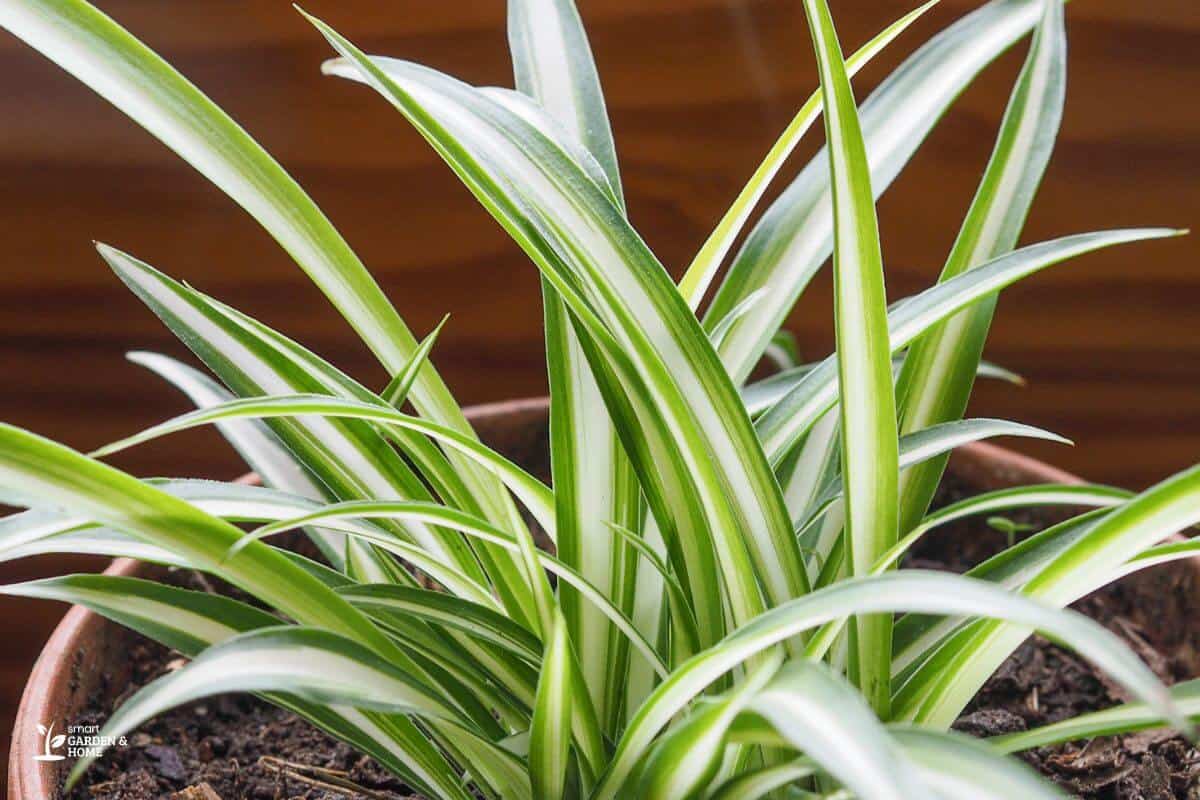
[0,0,1196,782]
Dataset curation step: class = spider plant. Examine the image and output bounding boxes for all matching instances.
[1,0,1197,797]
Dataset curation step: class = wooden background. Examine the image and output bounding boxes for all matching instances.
[0,0,1197,783]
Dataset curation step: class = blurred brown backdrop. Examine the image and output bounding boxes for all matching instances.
[0,0,1197,782]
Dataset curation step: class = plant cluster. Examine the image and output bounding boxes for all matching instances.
[0,0,1197,798]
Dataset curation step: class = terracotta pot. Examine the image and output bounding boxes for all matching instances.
[8,398,1197,798]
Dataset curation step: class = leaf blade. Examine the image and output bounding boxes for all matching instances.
[894,0,1067,536]
[706,0,1049,382]
[677,0,937,310]
[799,0,898,714]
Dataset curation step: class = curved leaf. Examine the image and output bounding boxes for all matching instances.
[742,662,930,799]
[895,0,1068,536]
[878,483,1130,574]
[678,0,936,309]
[707,759,817,800]
[239,499,669,679]
[992,679,1200,754]
[1,574,472,800]
[316,27,809,637]
[128,351,346,567]
[899,464,1200,727]
[755,228,1181,463]
[706,0,1050,381]
[894,728,1066,799]
[592,570,1178,799]
[0,423,401,660]
[93,392,556,537]
[337,583,543,663]
[64,626,494,789]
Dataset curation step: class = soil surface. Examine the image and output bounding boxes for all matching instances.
[920,478,1200,798]
[67,639,417,800]
[64,478,1200,799]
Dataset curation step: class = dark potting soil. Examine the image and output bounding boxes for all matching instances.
[64,477,1200,799]
[66,639,418,800]
[921,477,1200,798]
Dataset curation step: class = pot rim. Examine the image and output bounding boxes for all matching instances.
[2,397,1144,798]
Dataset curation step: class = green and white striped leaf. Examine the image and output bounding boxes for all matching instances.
[1,3,1190,799]
[0,433,518,793]
[93,393,555,534]
[895,0,1067,535]
[0,1,523,548]
[878,482,1130,573]
[10,566,513,745]
[799,0,899,715]
[0,478,348,551]
[793,418,1073,598]
[0,480,431,593]
[128,351,347,567]
[992,678,1200,754]
[677,0,936,309]
[603,521,702,663]
[316,27,810,637]
[797,418,1071,534]
[1,574,278,655]
[541,280,641,732]
[338,583,543,664]
[3,493,356,588]
[529,609,591,798]
[899,464,1200,727]
[291,594,534,735]
[506,0,621,202]
[891,509,1111,680]
[1031,464,1200,597]
[707,759,817,800]
[528,625,571,798]
[507,0,640,731]
[1117,536,1200,579]
[237,498,668,678]
[0,528,186,566]
[101,245,499,597]
[0,436,508,795]
[382,315,448,408]
[742,357,1021,418]
[204,295,498,525]
[636,657,781,800]
[2,575,474,800]
[304,50,739,662]
[592,570,1178,799]
[755,228,1180,463]
[781,409,842,560]
[106,250,545,622]
[637,703,735,799]
[893,728,1066,799]
[0,422,401,659]
[742,662,930,800]
[128,353,321,500]
[705,0,1050,382]
[64,626,501,790]
[337,584,541,731]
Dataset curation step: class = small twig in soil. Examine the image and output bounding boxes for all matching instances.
[257,755,396,800]
[170,782,223,800]
[1025,685,1040,714]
